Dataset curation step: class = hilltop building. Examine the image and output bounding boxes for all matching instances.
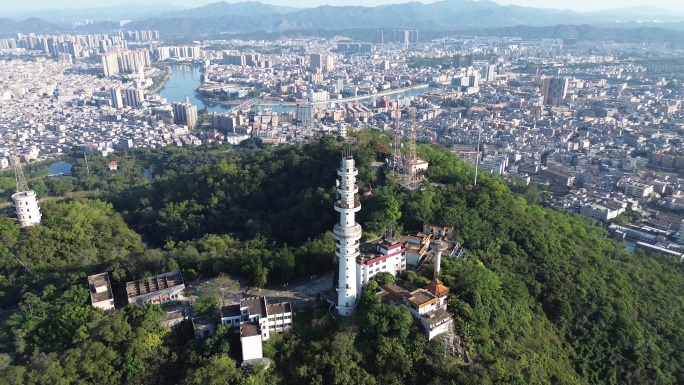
[220,296,293,340]
[380,279,454,340]
[126,271,186,306]
[357,239,406,291]
[192,315,216,339]
[88,272,115,311]
[221,296,292,365]
[423,224,454,239]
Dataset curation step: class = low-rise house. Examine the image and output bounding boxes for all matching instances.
[380,279,454,340]
[88,272,115,311]
[126,270,185,306]
[192,315,216,339]
[220,296,292,341]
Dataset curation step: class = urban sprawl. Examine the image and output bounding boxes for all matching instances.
[1,29,684,259]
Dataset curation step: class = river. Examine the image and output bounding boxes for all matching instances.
[159,64,437,114]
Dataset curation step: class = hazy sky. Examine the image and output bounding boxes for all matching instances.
[3,0,683,13]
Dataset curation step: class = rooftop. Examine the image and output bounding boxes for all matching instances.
[240,322,260,337]
[241,297,267,317]
[407,290,438,308]
[88,272,113,304]
[222,304,241,318]
[266,302,291,314]
[192,315,215,329]
[383,283,411,299]
[420,308,453,327]
[126,270,184,299]
[425,279,450,297]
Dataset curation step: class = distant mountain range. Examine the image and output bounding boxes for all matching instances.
[0,3,188,23]
[1,1,684,38]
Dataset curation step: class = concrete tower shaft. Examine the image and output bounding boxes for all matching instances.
[334,155,362,316]
[12,190,41,227]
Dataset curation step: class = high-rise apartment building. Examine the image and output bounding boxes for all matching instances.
[224,53,246,66]
[173,101,198,129]
[408,30,418,44]
[325,55,334,72]
[309,53,322,71]
[374,30,384,44]
[541,77,568,106]
[101,52,120,77]
[296,103,313,128]
[122,88,144,108]
[110,87,123,109]
[481,65,496,82]
[453,53,473,68]
[101,49,151,77]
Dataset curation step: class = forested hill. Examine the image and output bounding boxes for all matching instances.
[0,133,683,384]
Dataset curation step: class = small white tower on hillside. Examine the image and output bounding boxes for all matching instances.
[334,151,362,316]
[11,155,41,227]
[432,240,447,278]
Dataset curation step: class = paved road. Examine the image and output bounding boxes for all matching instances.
[187,272,336,307]
[244,272,336,305]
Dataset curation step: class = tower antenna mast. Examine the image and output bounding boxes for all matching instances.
[474,126,481,186]
[392,106,401,176]
[407,110,418,189]
[84,151,90,175]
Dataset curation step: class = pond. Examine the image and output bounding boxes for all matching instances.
[47,160,73,175]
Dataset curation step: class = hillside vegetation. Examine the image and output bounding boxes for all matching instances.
[0,134,682,384]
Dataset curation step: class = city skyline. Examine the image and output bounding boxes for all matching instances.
[2,0,683,14]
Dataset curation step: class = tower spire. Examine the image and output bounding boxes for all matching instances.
[333,152,362,316]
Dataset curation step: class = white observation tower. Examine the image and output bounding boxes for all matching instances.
[333,151,362,316]
[11,155,41,227]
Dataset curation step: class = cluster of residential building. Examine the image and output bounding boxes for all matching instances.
[0,58,213,161]
[2,30,684,258]
[0,31,159,60]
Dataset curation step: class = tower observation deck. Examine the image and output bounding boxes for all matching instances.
[334,154,362,316]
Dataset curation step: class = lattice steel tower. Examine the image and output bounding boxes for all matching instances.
[406,112,419,189]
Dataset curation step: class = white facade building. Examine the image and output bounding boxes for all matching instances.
[580,203,625,221]
[356,239,406,291]
[307,90,329,103]
[334,154,363,316]
[679,219,684,245]
[240,323,264,361]
[220,296,292,341]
